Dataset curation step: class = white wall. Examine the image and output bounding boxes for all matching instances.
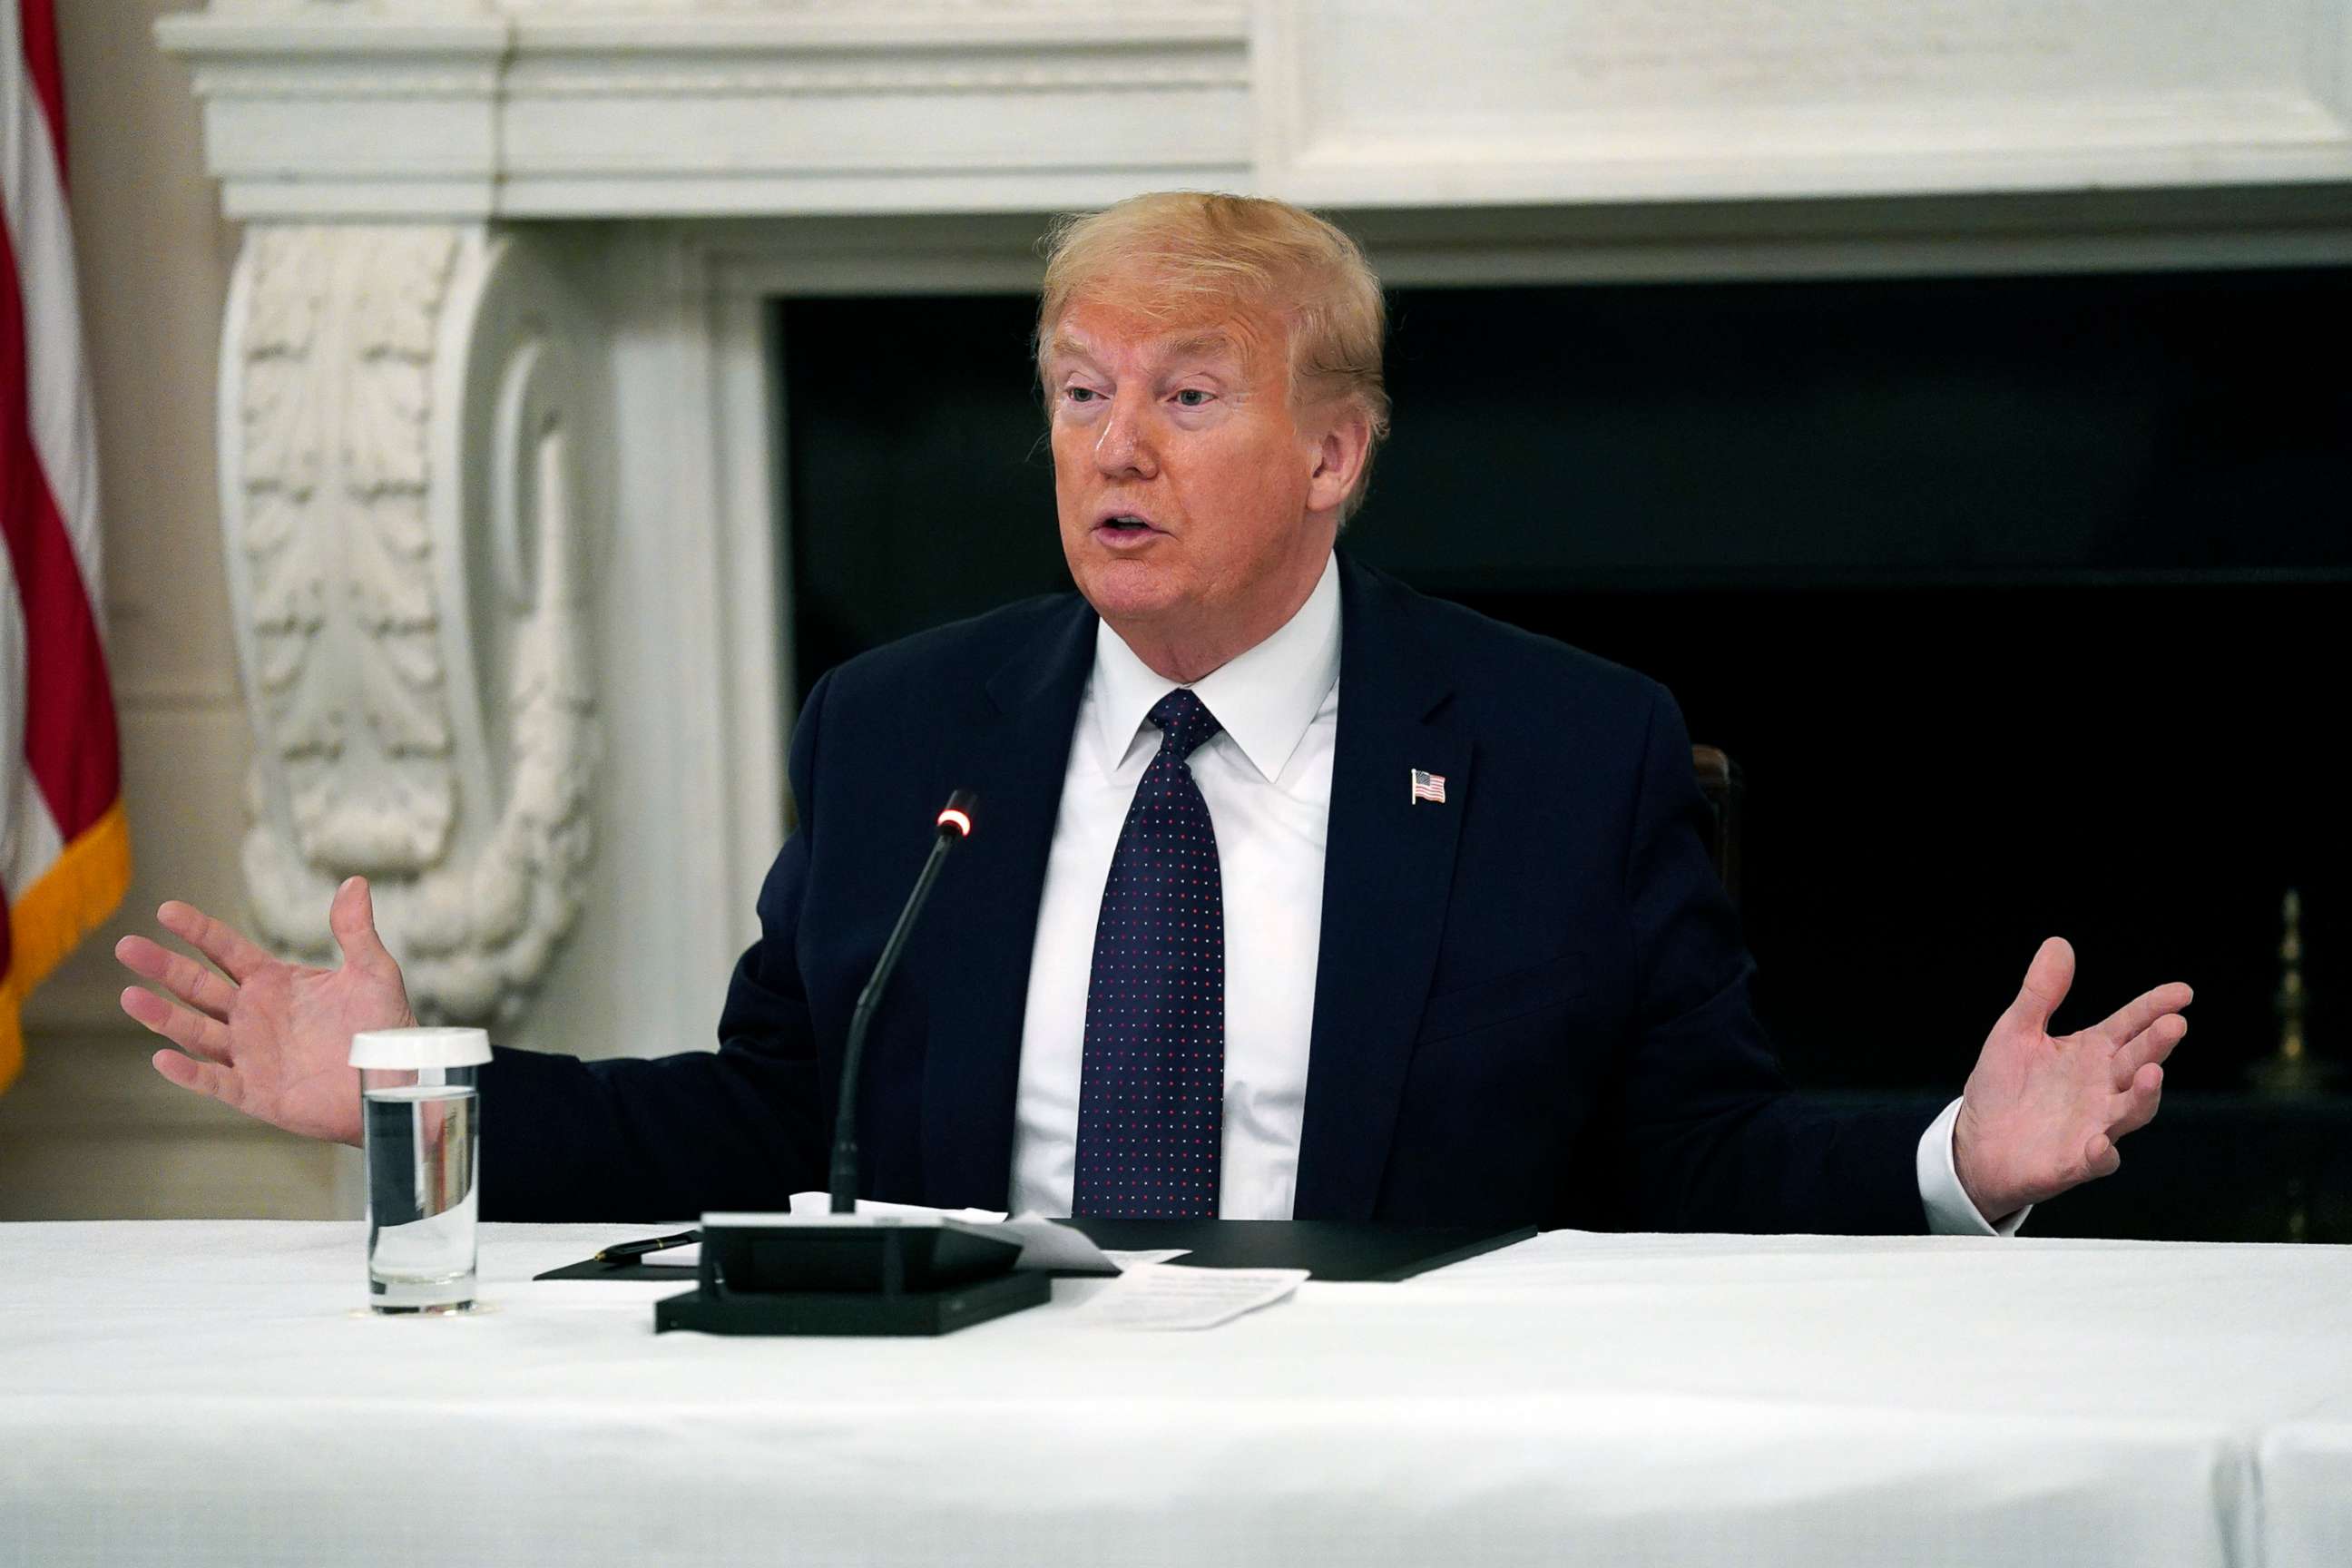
[0,0,341,1220]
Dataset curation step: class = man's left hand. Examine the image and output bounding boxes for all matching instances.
[1954,937,2191,1224]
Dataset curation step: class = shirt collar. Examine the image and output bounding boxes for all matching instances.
[1091,551,1341,784]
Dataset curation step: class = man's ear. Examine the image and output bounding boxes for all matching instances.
[1304,406,1374,516]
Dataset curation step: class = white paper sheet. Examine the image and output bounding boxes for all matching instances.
[1074,1263,1308,1330]
[610,1239,1187,1277]
[613,1208,1183,1279]
[786,1192,1008,1223]
[998,1218,1120,1275]
[1102,1249,1191,1270]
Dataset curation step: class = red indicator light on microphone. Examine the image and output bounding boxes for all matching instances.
[936,789,977,839]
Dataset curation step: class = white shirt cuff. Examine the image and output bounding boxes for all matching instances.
[1916,1096,2030,1237]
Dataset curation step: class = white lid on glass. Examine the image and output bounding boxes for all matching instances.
[348,1026,491,1069]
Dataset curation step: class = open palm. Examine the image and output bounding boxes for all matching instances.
[1955,936,2190,1221]
[118,877,416,1147]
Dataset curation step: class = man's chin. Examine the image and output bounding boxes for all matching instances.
[1073,556,1188,623]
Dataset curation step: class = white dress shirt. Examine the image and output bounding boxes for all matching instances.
[1008,553,2019,1236]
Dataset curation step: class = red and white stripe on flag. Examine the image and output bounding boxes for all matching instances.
[1,0,129,1092]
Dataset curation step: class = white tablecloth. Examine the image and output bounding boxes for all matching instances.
[4,1222,2347,1567]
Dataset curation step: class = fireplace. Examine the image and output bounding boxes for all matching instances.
[780,269,2350,1097]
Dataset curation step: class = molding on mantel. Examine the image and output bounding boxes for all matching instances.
[219,222,603,1026]
[1251,1,2352,210]
[159,1,2352,223]
[155,3,1253,220]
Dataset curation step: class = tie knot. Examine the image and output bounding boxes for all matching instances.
[1147,688,1222,760]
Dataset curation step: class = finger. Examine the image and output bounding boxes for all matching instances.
[156,900,274,985]
[2082,1130,2121,1181]
[114,934,238,1022]
[151,1047,239,1107]
[2110,1062,2164,1140]
[120,985,233,1064]
[328,877,397,978]
[2094,980,2196,1049]
[2112,1013,2187,1091]
[2004,936,2075,1034]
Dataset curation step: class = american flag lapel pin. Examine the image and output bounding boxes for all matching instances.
[1409,768,1447,805]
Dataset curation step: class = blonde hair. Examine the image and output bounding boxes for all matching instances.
[1036,191,1391,518]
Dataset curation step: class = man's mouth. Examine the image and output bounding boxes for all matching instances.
[1092,512,1164,548]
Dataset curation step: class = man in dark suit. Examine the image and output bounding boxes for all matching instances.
[118,193,2190,1236]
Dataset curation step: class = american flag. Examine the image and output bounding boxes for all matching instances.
[1,0,128,1093]
[1409,769,1446,805]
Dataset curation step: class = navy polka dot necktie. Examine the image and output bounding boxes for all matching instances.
[1072,688,1226,1220]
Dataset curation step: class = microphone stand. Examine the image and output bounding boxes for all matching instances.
[655,789,1049,1337]
[831,790,975,1211]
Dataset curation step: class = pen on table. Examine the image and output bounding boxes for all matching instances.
[593,1229,701,1265]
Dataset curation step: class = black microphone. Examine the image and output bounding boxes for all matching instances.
[656,787,1044,1336]
[828,789,976,1214]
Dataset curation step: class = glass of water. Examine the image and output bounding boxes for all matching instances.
[350,1026,489,1314]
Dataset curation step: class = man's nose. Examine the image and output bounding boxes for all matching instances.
[1092,394,1159,479]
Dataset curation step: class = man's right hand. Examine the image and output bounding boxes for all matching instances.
[116,877,417,1148]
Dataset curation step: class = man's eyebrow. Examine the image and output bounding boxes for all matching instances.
[1043,331,1102,369]
[1042,328,1249,373]
[1160,330,1245,368]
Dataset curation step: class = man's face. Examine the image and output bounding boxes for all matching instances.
[1043,296,1336,640]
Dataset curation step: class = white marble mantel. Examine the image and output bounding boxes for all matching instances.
[152,0,2352,1062]
[158,0,2352,219]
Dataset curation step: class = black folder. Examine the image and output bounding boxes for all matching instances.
[1061,1219,1534,1282]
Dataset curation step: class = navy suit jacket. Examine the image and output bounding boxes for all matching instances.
[483,553,1936,1231]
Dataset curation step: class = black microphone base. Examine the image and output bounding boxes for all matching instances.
[654,1269,1049,1338]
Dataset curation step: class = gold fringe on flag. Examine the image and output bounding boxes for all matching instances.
[0,799,132,1092]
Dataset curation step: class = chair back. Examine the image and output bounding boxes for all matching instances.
[1690,744,1743,905]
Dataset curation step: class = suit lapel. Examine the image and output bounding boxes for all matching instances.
[916,599,1096,1208]
[1293,555,1468,1220]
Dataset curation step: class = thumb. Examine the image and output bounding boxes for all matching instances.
[329,876,397,977]
[2006,936,2075,1034]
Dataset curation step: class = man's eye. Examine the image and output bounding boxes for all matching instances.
[1063,386,1101,404]
[1172,388,1212,408]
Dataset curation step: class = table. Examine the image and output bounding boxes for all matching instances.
[5,1223,2349,1566]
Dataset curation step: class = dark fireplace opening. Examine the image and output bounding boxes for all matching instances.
[779,270,2347,1124]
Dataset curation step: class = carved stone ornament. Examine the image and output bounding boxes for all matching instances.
[220,223,600,1025]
